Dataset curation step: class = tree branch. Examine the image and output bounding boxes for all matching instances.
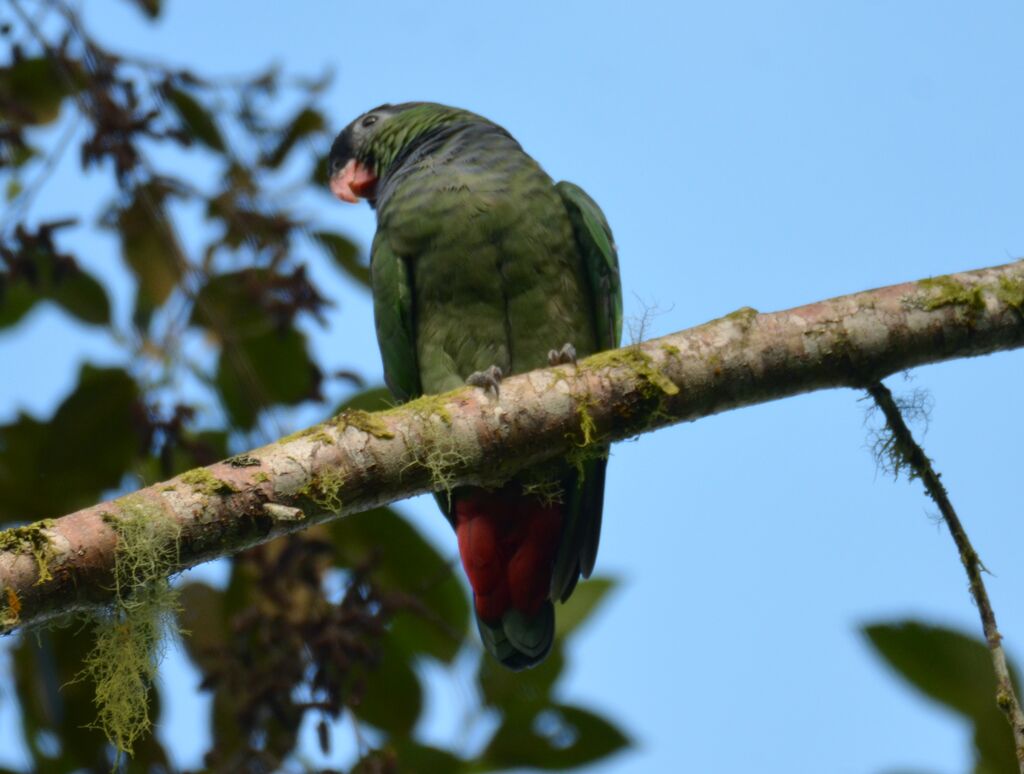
[867,382,1024,769]
[2,259,1023,634]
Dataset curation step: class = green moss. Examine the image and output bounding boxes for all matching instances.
[549,366,572,383]
[565,442,610,482]
[919,276,986,314]
[575,395,599,448]
[562,391,608,480]
[723,306,759,326]
[409,433,464,502]
[387,391,464,498]
[308,430,335,445]
[521,479,565,506]
[335,408,395,439]
[996,275,1024,311]
[0,519,56,584]
[561,346,680,478]
[582,346,679,398]
[300,468,345,512]
[252,471,270,483]
[387,390,457,425]
[81,494,181,760]
[279,422,334,445]
[226,454,261,468]
[660,343,682,358]
[179,468,236,496]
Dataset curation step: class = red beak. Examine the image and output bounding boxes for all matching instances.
[330,159,378,203]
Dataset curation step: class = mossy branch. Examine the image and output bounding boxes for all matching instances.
[1,259,1023,634]
[867,382,1024,769]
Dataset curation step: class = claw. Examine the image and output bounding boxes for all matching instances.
[547,342,578,366]
[467,364,503,396]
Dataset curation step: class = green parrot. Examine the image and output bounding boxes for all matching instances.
[328,102,622,669]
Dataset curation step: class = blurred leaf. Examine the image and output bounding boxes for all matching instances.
[190,265,330,339]
[329,506,469,663]
[14,623,105,770]
[0,225,111,329]
[0,58,82,126]
[215,326,321,429]
[132,428,227,485]
[4,141,38,170]
[108,182,185,323]
[865,621,1020,774]
[555,576,617,638]
[191,268,278,337]
[190,267,326,427]
[46,366,144,496]
[973,719,1020,774]
[0,273,40,327]
[263,107,325,168]
[0,366,144,521]
[864,621,1019,720]
[479,642,564,711]
[354,634,422,736]
[0,264,109,329]
[311,151,330,188]
[335,385,394,415]
[177,581,229,672]
[379,741,466,774]
[313,230,370,288]
[121,0,162,20]
[205,192,294,257]
[47,270,109,325]
[165,86,225,151]
[482,704,629,771]
[209,691,247,765]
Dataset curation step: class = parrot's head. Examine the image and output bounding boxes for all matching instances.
[327,103,408,205]
[328,102,479,205]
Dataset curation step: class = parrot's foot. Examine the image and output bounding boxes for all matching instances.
[547,342,577,366]
[467,365,503,396]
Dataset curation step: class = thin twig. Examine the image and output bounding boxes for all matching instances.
[867,381,1024,769]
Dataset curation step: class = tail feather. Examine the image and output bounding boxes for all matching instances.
[455,488,562,669]
[550,453,607,600]
[477,602,554,671]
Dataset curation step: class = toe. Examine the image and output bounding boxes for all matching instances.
[548,342,578,366]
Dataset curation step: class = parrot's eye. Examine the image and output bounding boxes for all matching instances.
[361,115,378,128]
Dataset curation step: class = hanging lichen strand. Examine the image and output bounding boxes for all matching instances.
[79,496,182,758]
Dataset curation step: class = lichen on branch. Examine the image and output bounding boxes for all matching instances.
[78,495,182,758]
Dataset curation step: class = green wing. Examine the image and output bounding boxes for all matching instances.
[370,233,420,403]
[551,182,623,597]
[371,233,458,523]
[555,180,623,350]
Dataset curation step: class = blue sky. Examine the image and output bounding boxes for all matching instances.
[2,1,1023,771]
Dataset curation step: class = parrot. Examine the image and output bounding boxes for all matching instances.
[327,102,622,670]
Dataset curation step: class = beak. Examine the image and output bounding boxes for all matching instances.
[330,159,378,204]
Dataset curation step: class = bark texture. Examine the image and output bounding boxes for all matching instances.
[2,260,1022,633]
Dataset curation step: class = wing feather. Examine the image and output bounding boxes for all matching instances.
[552,182,623,595]
[370,233,420,403]
[555,180,623,350]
